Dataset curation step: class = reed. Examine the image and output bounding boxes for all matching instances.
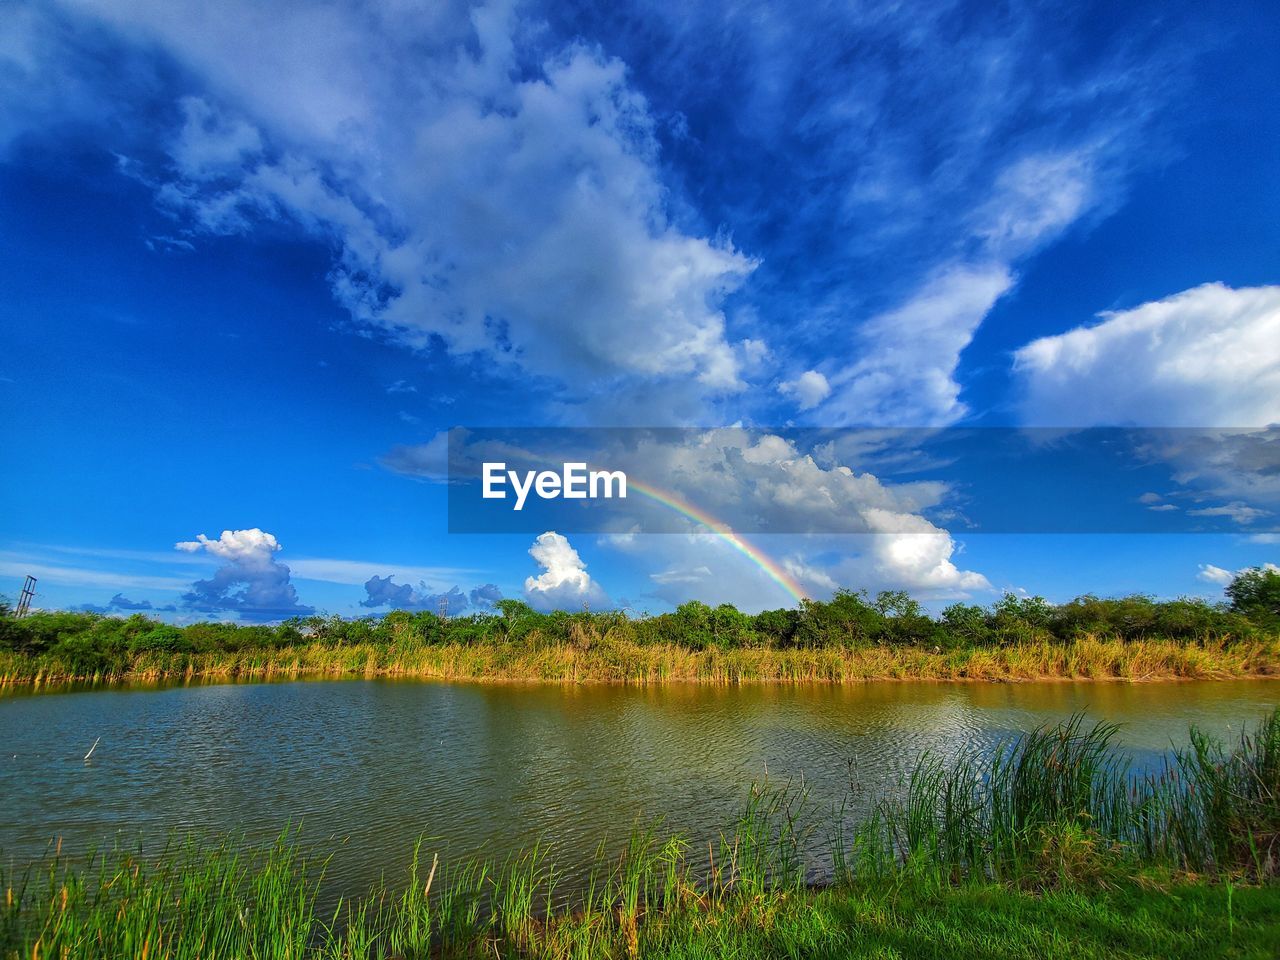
[839,708,1280,886]
[4,711,1279,958]
[3,633,1278,687]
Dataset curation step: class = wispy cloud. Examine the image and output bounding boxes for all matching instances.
[289,557,478,586]
[0,553,190,591]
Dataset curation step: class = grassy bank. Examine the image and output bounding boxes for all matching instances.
[4,582,1279,685]
[4,633,1280,685]
[4,710,1279,958]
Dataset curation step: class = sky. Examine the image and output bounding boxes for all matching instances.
[1,0,1278,620]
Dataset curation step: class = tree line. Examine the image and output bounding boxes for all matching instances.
[2,567,1277,669]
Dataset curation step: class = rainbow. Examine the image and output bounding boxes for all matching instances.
[626,478,809,605]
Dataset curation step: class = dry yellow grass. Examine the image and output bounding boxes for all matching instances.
[3,633,1278,687]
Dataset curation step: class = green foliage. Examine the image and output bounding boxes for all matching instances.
[0,582,1272,677]
[1228,566,1280,627]
[4,712,1280,958]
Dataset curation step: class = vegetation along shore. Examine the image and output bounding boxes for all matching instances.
[4,709,1279,958]
[3,567,1278,685]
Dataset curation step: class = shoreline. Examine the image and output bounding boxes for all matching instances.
[4,635,1278,688]
[6,711,1279,958]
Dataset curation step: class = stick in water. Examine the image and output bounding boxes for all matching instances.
[84,737,100,762]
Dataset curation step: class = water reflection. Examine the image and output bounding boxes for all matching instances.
[2,678,1276,900]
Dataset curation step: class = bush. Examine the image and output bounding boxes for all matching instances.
[2,580,1276,669]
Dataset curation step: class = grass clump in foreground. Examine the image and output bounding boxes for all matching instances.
[4,711,1280,958]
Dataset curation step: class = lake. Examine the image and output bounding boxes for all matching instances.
[2,678,1277,898]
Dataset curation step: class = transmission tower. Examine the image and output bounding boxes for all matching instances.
[15,575,36,617]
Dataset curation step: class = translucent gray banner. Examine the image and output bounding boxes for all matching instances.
[445,426,1280,534]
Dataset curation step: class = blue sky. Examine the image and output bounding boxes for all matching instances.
[1,0,1278,619]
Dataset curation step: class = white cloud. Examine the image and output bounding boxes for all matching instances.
[1199,561,1279,587]
[818,145,1118,427]
[1186,502,1270,526]
[287,557,476,586]
[778,370,830,410]
[381,431,450,481]
[1197,563,1234,586]
[607,528,990,611]
[524,531,610,611]
[607,532,798,609]
[825,264,1013,425]
[169,96,262,180]
[387,426,958,535]
[41,0,758,420]
[780,556,838,593]
[863,528,991,594]
[650,565,713,585]
[175,528,313,619]
[175,528,281,563]
[975,150,1096,257]
[392,426,991,604]
[4,1,1173,429]
[1014,283,1280,427]
[0,553,189,592]
[619,428,955,534]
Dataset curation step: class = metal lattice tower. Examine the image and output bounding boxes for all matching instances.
[15,575,36,617]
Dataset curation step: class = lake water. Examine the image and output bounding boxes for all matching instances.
[2,678,1277,898]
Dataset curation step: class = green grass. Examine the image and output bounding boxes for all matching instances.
[4,588,1279,687]
[5,633,1279,686]
[4,710,1279,959]
[643,881,1280,960]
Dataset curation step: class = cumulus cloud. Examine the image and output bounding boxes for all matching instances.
[3,0,1182,428]
[469,583,503,609]
[22,0,759,420]
[524,532,609,611]
[778,370,830,410]
[1014,284,1280,427]
[175,528,314,620]
[360,575,434,610]
[391,427,990,607]
[1010,286,1280,526]
[1197,564,1234,586]
[863,528,990,594]
[76,593,176,614]
[360,575,503,613]
[1199,561,1279,588]
[405,425,967,536]
[585,429,994,604]
[607,528,989,612]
